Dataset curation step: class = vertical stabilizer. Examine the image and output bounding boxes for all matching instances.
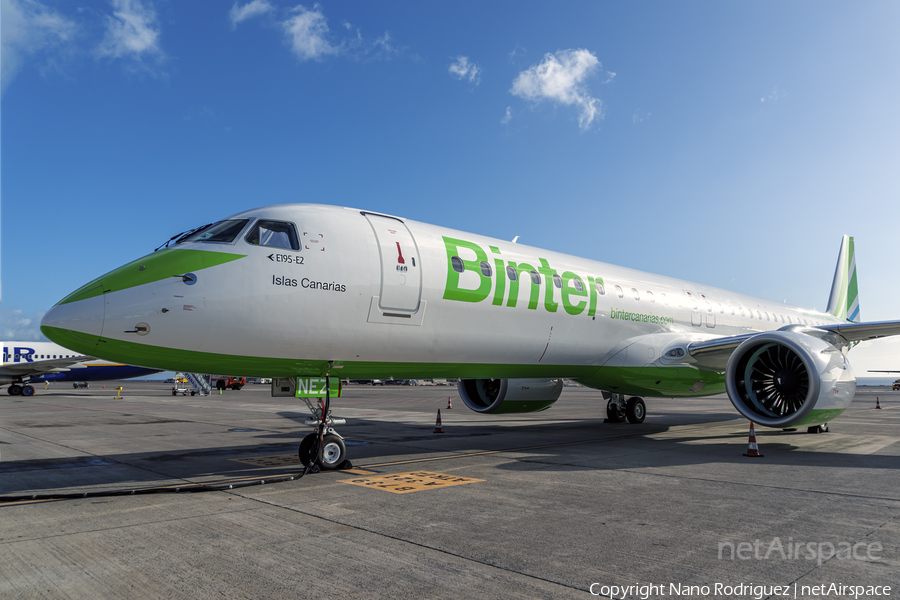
[826,235,860,322]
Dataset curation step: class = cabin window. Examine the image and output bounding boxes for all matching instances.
[757,310,762,320]
[780,315,785,323]
[615,285,624,298]
[596,281,606,295]
[180,219,250,244]
[480,261,492,277]
[647,291,655,303]
[506,266,518,281]
[451,257,465,273]
[632,288,640,301]
[245,220,300,251]
[660,293,668,305]
[552,274,562,289]
[530,271,541,285]
[573,279,584,292]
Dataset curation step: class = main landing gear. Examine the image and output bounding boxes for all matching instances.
[7,384,35,397]
[605,393,646,424]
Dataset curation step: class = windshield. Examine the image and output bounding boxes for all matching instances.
[177,219,250,244]
[245,220,300,251]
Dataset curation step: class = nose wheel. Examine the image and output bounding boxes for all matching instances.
[299,433,348,470]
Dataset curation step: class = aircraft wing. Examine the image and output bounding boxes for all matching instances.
[0,356,94,378]
[686,320,900,372]
[818,320,900,343]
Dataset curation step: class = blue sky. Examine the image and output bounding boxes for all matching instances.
[2,0,899,374]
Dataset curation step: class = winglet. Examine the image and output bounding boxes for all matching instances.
[826,235,860,323]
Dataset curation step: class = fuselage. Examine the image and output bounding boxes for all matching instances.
[40,204,848,397]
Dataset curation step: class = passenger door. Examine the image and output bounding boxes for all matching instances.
[363,213,422,314]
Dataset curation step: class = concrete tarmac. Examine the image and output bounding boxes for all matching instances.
[1,382,898,599]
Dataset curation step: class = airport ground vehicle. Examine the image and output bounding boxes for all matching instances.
[893,380,900,391]
[212,376,246,391]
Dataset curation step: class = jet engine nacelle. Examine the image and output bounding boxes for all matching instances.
[457,378,563,414]
[725,329,855,428]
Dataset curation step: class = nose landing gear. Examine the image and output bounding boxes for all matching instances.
[297,375,353,472]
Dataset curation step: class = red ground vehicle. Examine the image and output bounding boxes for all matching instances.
[212,376,246,391]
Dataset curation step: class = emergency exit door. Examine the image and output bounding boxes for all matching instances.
[364,213,422,313]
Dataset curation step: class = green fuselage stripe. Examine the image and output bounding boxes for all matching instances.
[41,326,726,398]
[56,249,246,305]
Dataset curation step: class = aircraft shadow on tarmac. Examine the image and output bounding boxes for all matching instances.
[1,408,897,497]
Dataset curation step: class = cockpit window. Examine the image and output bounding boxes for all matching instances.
[178,220,250,244]
[245,220,300,251]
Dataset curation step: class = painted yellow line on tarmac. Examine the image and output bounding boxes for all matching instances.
[231,455,298,467]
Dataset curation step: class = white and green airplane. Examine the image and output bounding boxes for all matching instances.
[40,205,900,468]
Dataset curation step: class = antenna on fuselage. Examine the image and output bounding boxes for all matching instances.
[511,236,519,244]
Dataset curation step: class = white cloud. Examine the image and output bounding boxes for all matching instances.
[760,86,783,103]
[633,108,650,124]
[282,4,340,61]
[1,0,78,95]
[229,0,273,29]
[510,49,603,131]
[449,55,480,84]
[0,305,46,341]
[96,0,162,61]
[501,106,512,125]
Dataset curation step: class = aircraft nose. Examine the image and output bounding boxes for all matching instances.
[41,286,106,347]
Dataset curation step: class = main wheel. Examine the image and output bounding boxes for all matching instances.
[21,385,35,397]
[319,434,346,470]
[8,384,22,396]
[606,399,625,422]
[625,397,646,424]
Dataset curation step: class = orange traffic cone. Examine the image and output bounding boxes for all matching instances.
[876,397,882,409]
[743,421,764,457]
[447,396,453,409]
[434,409,444,433]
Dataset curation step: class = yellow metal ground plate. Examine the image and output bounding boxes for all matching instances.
[340,471,484,494]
